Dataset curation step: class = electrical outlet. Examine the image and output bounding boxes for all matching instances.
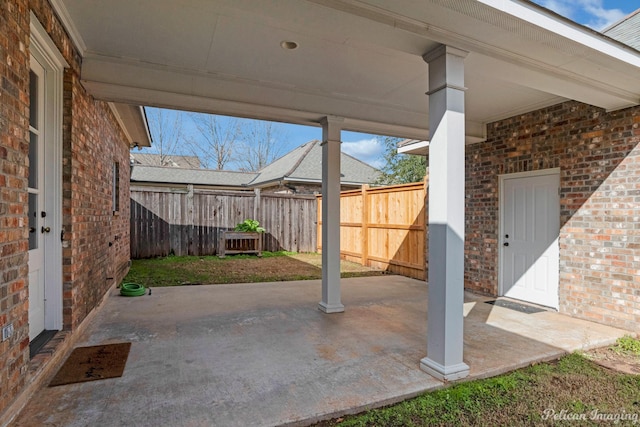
[2,323,14,341]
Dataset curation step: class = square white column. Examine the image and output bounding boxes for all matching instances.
[319,116,345,314]
[420,45,470,381]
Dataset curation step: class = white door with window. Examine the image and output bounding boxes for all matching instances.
[28,58,47,341]
[28,18,66,342]
[500,170,560,309]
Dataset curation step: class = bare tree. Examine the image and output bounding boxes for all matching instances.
[236,121,288,172]
[187,113,242,170]
[145,107,184,165]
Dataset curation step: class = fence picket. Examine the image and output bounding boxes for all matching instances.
[130,188,317,258]
[317,180,427,280]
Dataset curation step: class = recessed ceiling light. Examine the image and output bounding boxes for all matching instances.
[280,40,299,50]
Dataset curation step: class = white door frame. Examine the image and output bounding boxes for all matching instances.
[30,14,67,335]
[498,168,560,308]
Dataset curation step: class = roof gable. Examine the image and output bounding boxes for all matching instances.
[130,140,380,188]
[603,9,640,51]
[250,140,379,186]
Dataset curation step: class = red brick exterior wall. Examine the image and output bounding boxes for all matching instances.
[465,101,640,330]
[0,0,132,416]
[0,0,31,414]
[62,70,131,329]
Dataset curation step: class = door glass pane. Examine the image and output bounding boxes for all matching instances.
[29,131,38,189]
[29,70,38,129]
[29,193,38,250]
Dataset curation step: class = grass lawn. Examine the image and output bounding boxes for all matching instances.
[314,338,640,426]
[123,251,384,287]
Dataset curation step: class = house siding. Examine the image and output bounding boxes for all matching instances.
[0,0,131,418]
[465,100,640,330]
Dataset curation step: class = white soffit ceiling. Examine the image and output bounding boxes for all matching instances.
[53,0,640,140]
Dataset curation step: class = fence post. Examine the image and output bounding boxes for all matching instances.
[361,184,369,266]
[253,188,261,221]
[187,184,195,255]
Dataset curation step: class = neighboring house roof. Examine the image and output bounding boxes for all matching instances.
[603,9,640,51]
[130,140,379,188]
[130,165,256,187]
[249,140,380,187]
[131,153,201,168]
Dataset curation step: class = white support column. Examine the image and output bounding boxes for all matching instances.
[319,116,345,314]
[420,45,470,381]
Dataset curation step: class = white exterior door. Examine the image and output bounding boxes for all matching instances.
[28,18,67,342]
[500,170,560,309]
[28,57,47,341]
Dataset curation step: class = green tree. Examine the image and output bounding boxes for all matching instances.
[376,136,427,185]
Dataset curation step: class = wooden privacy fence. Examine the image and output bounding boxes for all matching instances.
[130,186,317,258]
[317,181,427,280]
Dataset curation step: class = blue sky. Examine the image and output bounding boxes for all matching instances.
[142,1,639,170]
[530,0,638,30]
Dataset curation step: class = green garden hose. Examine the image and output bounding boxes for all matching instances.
[120,282,147,297]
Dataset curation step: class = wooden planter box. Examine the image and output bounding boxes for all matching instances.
[218,231,263,258]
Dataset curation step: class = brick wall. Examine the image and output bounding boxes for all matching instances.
[61,70,131,329]
[0,0,30,414]
[0,0,29,413]
[465,101,640,330]
[0,0,132,417]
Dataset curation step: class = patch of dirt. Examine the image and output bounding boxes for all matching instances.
[288,253,382,274]
[584,346,640,375]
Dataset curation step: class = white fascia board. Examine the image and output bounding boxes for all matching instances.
[398,140,429,156]
[108,103,152,147]
[480,0,640,67]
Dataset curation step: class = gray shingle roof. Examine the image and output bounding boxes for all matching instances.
[250,140,380,186]
[603,9,640,50]
[130,140,379,187]
[130,153,201,168]
[130,165,256,187]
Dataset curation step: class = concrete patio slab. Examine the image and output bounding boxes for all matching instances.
[11,276,630,427]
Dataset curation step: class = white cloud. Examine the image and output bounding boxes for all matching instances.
[341,138,384,168]
[534,0,628,30]
[579,0,627,30]
[536,0,575,19]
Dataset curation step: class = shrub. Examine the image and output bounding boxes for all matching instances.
[234,219,266,233]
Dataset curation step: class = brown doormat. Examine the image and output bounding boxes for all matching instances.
[49,342,132,387]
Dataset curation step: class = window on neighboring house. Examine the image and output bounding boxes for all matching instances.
[112,161,120,213]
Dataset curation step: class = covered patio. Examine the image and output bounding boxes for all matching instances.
[48,0,640,381]
[4,0,640,425]
[13,276,629,426]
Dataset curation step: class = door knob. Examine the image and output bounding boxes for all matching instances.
[503,242,509,247]
[41,226,51,233]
